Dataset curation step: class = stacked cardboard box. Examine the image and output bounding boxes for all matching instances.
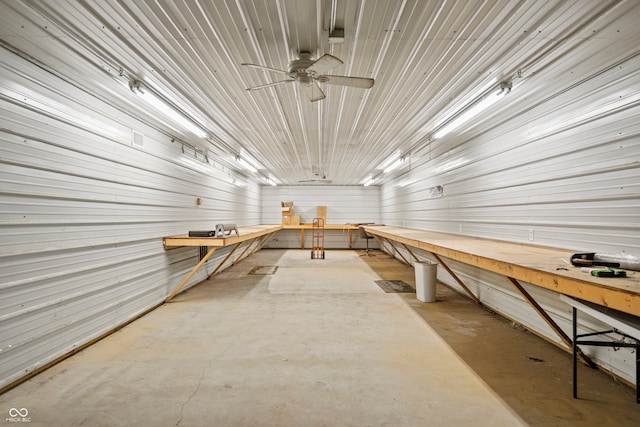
[281,201,293,224]
[281,202,301,225]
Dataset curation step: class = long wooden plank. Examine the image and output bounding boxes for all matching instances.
[282,224,359,230]
[163,224,282,248]
[364,226,640,316]
[281,224,359,249]
[163,225,281,302]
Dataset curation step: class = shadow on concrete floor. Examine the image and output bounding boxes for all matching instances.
[360,250,639,427]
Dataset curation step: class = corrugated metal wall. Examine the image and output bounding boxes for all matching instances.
[379,36,640,383]
[0,50,261,390]
[262,185,379,248]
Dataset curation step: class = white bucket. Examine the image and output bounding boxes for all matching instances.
[414,261,437,302]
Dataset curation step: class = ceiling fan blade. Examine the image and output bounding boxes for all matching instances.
[241,63,289,75]
[300,81,326,102]
[246,79,295,91]
[318,75,374,89]
[306,54,343,75]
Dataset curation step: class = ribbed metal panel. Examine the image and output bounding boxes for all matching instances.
[3,0,632,186]
[379,12,640,384]
[0,52,261,390]
[381,52,640,253]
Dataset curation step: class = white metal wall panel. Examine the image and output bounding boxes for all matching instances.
[0,52,261,390]
[379,24,640,384]
[262,185,379,249]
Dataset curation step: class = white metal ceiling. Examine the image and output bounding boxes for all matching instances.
[0,0,637,185]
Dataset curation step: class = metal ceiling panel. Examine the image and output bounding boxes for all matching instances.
[0,0,635,185]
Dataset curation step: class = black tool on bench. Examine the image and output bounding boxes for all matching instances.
[571,253,620,268]
[189,223,239,238]
[189,230,216,237]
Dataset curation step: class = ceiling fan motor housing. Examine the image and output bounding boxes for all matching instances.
[288,59,314,73]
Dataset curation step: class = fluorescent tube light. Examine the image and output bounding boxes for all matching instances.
[383,157,404,174]
[379,150,401,170]
[363,177,375,186]
[130,81,207,138]
[236,156,258,173]
[433,82,511,139]
[430,78,497,132]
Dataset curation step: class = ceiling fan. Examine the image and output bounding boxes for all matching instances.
[242,52,374,102]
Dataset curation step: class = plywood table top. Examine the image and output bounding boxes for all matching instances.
[163,224,282,247]
[364,225,640,316]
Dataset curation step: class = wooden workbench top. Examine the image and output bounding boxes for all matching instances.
[281,224,359,230]
[364,225,640,316]
[163,224,282,247]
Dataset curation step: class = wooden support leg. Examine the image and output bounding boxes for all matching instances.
[207,242,243,280]
[230,238,258,266]
[372,235,392,256]
[573,307,579,399]
[166,247,218,302]
[431,253,480,305]
[384,238,412,265]
[402,243,420,262]
[250,232,276,256]
[507,276,596,368]
[396,243,480,305]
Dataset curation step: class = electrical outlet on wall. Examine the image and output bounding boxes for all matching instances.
[529,228,534,241]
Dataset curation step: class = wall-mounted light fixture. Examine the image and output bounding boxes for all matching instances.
[379,150,400,171]
[433,81,512,139]
[266,177,278,186]
[383,156,404,174]
[129,80,208,138]
[362,176,376,187]
[235,155,258,173]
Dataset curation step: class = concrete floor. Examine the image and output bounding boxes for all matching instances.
[1,249,638,426]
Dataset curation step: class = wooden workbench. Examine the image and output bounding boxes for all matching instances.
[363,225,640,395]
[281,224,360,248]
[163,224,282,302]
[363,225,640,317]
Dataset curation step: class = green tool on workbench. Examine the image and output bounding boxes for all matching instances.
[580,267,627,278]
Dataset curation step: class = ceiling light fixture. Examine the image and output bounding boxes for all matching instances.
[433,81,512,139]
[129,80,208,138]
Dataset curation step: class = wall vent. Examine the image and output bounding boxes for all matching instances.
[132,131,144,147]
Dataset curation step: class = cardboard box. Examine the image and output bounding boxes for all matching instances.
[291,215,301,225]
[281,201,294,215]
[317,205,326,220]
[282,215,292,225]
